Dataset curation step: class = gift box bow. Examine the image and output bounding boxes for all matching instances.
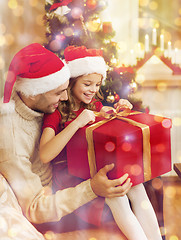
[86,109,151,181]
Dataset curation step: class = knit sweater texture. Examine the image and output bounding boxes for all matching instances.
[0,92,96,223]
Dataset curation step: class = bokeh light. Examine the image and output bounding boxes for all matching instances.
[44,231,55,240]
[0,216,8,232]
[64,27,74,37]
[172,117,181,127]
[104,141,115,152]
[12,5,24,17]
[162,119,172,128]
[139,0,149,7]
[8,0,18,9]
[151,177,163,190]
[49,39,62,52]
[121,142,132,152]
[156,82,167,92]
[71,7,83,19]
[156,143,165,153]
[8,227,18,237]
[0,24,6,35]
[86,0,97,10]
[130,164,142,176]
[179,8,181,15]
[176,150,181,163]
[0,56,5,70]
[149,1,158,11]
[0,36,6,47]
[149,18,160,29]
[169,236,179,240]
[174,40,181,49]
[29,0,38,7]
[135,73,145,84]
[165,186,176,199]
[174,17,181,27]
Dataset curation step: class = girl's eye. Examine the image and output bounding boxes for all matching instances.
[84,84,90,86]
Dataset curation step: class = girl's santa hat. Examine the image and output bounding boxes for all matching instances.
[64,46,108,80]
[1,43,70,113]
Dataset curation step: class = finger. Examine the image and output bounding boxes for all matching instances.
[109,173,129,187]
[100,163,115,175]
[114,103,118,108]
[119,99,133,109]
[108,181,132,197]
[88,119,95,124]
[114,178,132,193]
[115,105,120,113]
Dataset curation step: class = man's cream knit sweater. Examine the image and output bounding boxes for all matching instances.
[0,92,96,223]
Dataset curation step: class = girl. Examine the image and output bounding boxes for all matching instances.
[40,46,162,240]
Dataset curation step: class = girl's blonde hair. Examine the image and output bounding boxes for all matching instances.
[58,76,104,124]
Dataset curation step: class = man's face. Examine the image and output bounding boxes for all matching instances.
[33,80,69,113]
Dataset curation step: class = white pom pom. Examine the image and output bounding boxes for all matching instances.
[0,100,15,114]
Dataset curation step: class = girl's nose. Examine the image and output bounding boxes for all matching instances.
[90,85,97,93]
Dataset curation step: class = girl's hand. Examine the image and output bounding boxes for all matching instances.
[74,109,95,128]
[114,99,133,112]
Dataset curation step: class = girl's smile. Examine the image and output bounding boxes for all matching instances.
[72,73,102,108]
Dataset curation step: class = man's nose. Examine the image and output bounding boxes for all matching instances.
[59,91,68,101]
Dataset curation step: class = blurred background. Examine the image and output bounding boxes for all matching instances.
[0,1,181,239]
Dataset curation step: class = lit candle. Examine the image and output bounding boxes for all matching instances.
[137,42,142,59]
[145,34,149,52]
[130,49,135,66]
[174,48,178,64]
[160,34,164,51]
[152,28,157,46]
[167,41,172,59]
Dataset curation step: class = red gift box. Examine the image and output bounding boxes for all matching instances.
[66,112,172,186]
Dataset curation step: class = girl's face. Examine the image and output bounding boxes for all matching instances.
[72,73,102,107]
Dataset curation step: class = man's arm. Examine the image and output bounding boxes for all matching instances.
[0,114,131,224]
[0,149,131,224]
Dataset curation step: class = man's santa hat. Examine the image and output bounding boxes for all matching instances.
[1,43,70,112]
[64,45,108,80]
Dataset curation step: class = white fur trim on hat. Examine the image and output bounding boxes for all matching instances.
[68,56,108,80]
[14,64,70,96]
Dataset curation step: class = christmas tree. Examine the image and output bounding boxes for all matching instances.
[44,0,145,111]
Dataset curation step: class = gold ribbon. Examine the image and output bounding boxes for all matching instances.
[85,109,151,182]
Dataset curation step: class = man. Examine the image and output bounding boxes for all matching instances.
[0,43,131,227]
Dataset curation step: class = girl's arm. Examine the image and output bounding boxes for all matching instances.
[39,109,95,163]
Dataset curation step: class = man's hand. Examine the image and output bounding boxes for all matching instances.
[90,163,132,198]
